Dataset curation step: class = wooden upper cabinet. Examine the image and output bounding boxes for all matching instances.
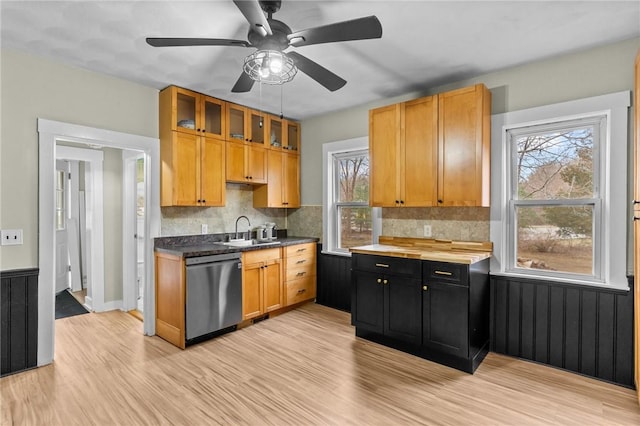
[370,97,437,207]
[254,151,300,208]
[226,103,267,145]
[369,83,490,208]
[159,86,226,206]
[160,132,225,206]
[161,86,226,140]
[225,141,267,184]
[370,104,400,207]
[403,97,438,206]
[437,84,491,207]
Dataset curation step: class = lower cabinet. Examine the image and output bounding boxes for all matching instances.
[352,253,489,373]
[283,243,317,306]
[242,248,282,320]
[352,264,422,345]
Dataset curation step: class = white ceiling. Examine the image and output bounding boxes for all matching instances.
[2,1,639,120]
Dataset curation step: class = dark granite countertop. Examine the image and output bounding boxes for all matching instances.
[154,234,318,258]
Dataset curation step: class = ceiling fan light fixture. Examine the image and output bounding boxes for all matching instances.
[244,50,297,85]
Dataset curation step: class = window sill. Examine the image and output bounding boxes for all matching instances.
[320,250,352,258]
[490,271,630,292]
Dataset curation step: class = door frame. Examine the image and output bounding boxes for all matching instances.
[56,146,104,311]
[38,118,160,367]
[122,150,145,312]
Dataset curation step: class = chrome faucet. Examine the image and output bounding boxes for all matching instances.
[235,215,251,240]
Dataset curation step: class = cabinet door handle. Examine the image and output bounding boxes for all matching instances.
[375,263,389,268]
[296,271,306,277]
[423,285,428,291]
[377,278,382,283]
[297,288,306,294]
[383,279,388,285]
[434,270,453,276]
[296,259,306,264]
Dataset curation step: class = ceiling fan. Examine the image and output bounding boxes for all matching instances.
[146,0,382,93]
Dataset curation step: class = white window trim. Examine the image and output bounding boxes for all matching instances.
[322,136,381,256]
[490,91,630,290]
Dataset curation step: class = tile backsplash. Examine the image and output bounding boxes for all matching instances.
[161,184,286,236]
[382,207,490,242]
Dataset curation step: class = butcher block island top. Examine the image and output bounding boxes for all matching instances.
[350,236,492,264]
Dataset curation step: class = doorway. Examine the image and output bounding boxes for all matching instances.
[37,118,160,367]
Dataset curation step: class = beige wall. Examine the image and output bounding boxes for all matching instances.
[0,49,158,303]
[103,148,124,302]
[299,37,640,206]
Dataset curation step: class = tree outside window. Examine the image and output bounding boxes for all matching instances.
[335,151,372,250]
[510,117,602,277]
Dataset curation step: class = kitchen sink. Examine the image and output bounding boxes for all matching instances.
[223,239,281,247]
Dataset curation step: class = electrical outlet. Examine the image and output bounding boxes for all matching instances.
[1,229,23,246]
[423,225,432,238]
[201,224,208,234]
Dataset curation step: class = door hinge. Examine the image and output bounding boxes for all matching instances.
[68,172,71,180]
[68,265,72,271]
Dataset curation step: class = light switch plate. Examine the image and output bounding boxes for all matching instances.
[1,229,23,245]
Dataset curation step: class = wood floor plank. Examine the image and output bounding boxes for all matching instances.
[1,303,639,425]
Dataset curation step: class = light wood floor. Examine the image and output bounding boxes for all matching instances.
[2,303,639,425]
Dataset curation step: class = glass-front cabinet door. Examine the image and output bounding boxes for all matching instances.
[227,103,247,142]
[250,110,266,145]
[268,116,284,149]
[202,96,225,140]
[174,88,198,134]
[286,120,300,152]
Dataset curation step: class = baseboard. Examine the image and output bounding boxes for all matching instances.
[99,299,123,312]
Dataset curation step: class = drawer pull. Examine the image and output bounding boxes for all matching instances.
[383,279,388,285]
[296,272,306,277]
[296,259,306,264]
[423,285,428,291]
[375,263,389,268]
[377,278,382,283]
[434,270,453,276]
[297,248,307,252]
[297,289,307,294]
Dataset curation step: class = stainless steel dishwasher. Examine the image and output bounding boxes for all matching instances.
[185,252,243,342]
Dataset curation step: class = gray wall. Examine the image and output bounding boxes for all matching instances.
[299,37,640,206]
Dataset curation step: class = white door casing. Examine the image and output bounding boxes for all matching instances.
[38,119,160,367]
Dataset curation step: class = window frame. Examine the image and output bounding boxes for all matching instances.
[505,116,605,282]
[490,91,630,290]
[322,137,381,256]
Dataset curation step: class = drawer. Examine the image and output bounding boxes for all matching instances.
[285,243,315,258]
[285,275,317,306]
[286,261,316,282]
[424,261,468,285]
[286,253,315,270]
[243,247,281,265]
[352,254,421,277]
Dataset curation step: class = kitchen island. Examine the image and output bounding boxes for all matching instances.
[351,236,492,373]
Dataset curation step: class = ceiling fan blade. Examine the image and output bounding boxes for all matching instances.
[231,71,256,93]
[287,15,382,47]
[287,52,346,92]
[146,38,251,47]
[233,0,272,37]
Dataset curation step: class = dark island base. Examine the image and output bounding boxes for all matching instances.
[355,328,489,374]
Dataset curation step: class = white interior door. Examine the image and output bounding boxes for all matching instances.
[55,160,70,294]
[123,151,146,313]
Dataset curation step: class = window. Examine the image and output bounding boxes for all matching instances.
[490,91,630,289]
[334,151,371,251]
[323,137,380,255]
[507,116,604,280]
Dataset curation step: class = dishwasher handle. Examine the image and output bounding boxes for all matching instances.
[185,252,241,266]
